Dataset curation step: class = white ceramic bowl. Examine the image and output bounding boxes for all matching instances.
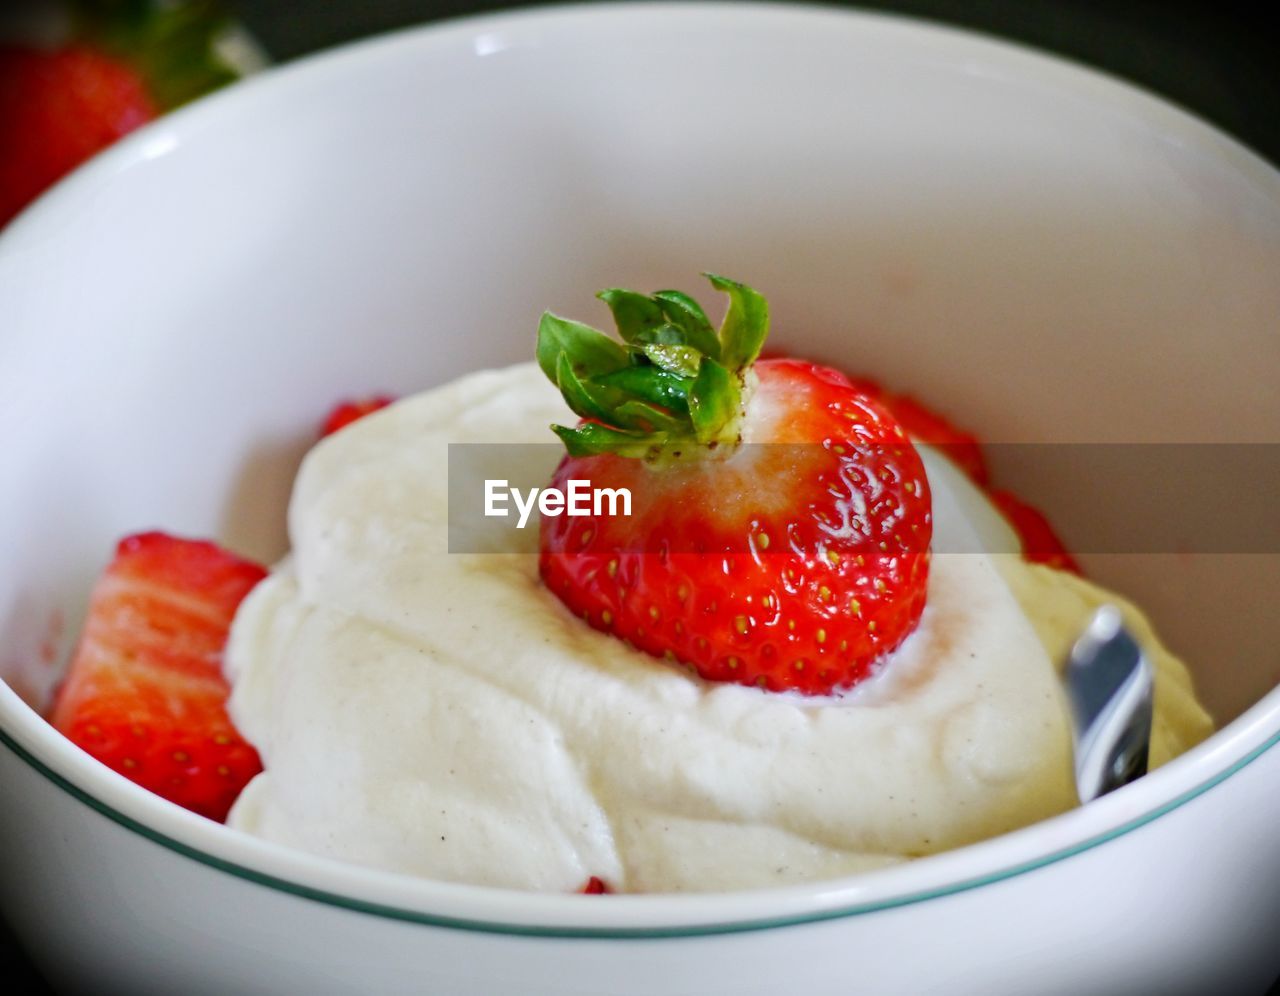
[2,4,1278,993]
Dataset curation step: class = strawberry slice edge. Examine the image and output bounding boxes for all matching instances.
[49,531,266,822]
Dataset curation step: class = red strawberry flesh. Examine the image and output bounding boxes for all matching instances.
[320,396,395,437]
[0,45,156,227]
[50,532,265,821]
[990,489,1082,574]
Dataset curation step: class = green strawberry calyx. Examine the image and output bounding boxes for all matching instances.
[70,0,244,110]
[537,274,769,461]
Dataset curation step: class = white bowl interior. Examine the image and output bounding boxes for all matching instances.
[1,5,1278,738]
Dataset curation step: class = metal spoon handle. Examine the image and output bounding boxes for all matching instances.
[1065,605,1154,804]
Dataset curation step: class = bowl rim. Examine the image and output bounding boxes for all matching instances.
[5,691,1279,937]
[2,0,1279,937]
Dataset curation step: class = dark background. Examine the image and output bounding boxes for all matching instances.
[3,0,1278,992]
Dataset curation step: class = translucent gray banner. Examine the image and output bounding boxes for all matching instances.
[447,443,1280,555]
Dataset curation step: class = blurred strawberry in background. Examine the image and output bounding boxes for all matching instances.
[0,0,261,227]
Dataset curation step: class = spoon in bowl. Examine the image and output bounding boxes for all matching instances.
[1065,605,1154,803]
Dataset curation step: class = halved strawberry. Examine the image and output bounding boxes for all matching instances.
[579,876,610,894]
[537,276,932,695]
[320,396,395,437]
[50,532,266,821]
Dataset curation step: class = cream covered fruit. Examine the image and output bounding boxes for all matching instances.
[223,362,1211,893]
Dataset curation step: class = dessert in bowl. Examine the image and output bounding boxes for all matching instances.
[1,5,1278,994]
[220,280,1213,895]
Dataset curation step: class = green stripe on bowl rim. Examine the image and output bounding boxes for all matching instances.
[2,723,1277,938]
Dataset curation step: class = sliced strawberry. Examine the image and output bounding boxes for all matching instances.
[990,490,1081,574]
[0,44,156,227]
[537,277,932,695]
[320,396,395,438]
[50,532,266,821]
[579,876,610,894]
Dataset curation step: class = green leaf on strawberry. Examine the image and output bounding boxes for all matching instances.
[70,0,242,110]
[536,312,631,383]
[537,273,770,458]
[706,274,768,372]
[687,357,737,444]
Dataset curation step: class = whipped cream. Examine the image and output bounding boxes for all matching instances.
[225,363,1212,892]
